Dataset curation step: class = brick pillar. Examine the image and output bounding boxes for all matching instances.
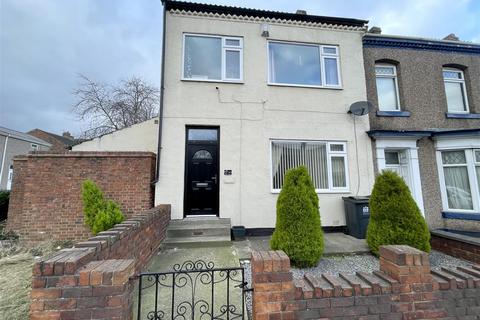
[251,251,295,320]
[30,257,135,320]
[379,245,447,319]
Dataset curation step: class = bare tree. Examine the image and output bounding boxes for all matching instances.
[73,75,159,138]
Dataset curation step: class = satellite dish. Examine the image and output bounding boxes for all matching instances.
[348,101,374,116]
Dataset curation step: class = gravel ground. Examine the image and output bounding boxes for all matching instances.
[291,250,472,279]
[292,254,380,278]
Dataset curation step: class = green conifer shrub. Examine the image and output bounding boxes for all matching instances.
[366,171,431,255]
[81,180,124,235]
[271,166,324,267]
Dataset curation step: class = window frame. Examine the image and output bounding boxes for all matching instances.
[31,143,38,150]
[375,64,401,111]
[181,33,244,83]
[436,148,480,213]
[267,40,342,89]
[443,68,469,114]
[6,164,13,191]
[269,139,349,193]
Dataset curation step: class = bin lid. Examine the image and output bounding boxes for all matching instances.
[342,196,370,202]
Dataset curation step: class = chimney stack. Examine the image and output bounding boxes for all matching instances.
[368,26,382,34]
[62,131,74,140]
[295,9,307,15]
[443,33,459,41]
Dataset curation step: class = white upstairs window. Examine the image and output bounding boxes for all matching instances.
[271,140,348,192]
[443,68,469,113]
[268,41,341,88]
[183,34,243,82]
[375,64,400,111]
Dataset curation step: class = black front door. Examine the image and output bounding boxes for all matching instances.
[184,127,219,216]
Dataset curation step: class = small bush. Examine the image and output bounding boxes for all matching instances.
[271,166,324,267]
[0,229,19,241]
[81,180,124,235]
[366,171,431,255]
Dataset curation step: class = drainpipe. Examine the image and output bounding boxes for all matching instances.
[0,135,9,187]
[155,0,167,182]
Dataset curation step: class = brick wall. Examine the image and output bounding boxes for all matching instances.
[252,246,480,320]
[431,232,480,264]
[30,205,170,320]
[6,152,156,244]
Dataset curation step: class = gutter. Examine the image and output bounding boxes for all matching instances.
[155,0,167,181]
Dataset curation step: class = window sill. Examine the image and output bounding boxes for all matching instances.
[442,211,480,221]
[267,83,343,90]
[445,113,480,119]
[181,78,244,85]
[376,110,411,117]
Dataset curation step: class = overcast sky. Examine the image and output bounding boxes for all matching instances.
[1,0,479,137]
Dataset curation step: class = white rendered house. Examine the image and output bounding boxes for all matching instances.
[154,1,375,230]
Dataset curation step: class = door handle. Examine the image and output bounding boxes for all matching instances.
[212,175,217,184]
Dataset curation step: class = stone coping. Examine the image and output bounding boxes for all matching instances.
[33,205,170,277]
[431,229,480,247]
[293,264,480,300]
[14,151,156,160]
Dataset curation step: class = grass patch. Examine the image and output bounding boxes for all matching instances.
[0,236,73,320]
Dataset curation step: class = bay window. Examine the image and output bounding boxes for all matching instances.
[183,34,243,82]
[268,41,341,88]
[438,149,480,212]
[443,68,469,113]
[271,140,348,192]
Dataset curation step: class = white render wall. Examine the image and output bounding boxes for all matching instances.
[155,12,375,228]
[72,119,158,153]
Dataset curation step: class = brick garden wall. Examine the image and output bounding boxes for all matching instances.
[252,246,480,320]
[431,232,480,265]
[30,205,170,320]
[6,152,156,244]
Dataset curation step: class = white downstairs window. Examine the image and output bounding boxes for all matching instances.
[438,149,480,212]
[271,140,348,192]
[183,34,243,82]
[6,165,13,190]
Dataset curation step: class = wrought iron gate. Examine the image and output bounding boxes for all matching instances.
[135,260,251,320]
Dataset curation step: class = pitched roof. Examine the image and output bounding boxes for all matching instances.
[164,0,368,28]
[367,128,480,139]
[0,126,51,146]
[363,33,480,54]
[29,129,76,146]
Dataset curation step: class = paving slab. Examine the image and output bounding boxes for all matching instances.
[233,233,370,260]
[134,246,244,320]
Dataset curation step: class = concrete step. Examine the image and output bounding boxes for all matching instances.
[163,218,232,248]
[162,235,232,249]
[169,218,231,227]
[167,225,231,238]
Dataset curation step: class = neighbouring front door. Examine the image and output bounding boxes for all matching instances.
[184,127,219,216]
[385,149,413,190]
